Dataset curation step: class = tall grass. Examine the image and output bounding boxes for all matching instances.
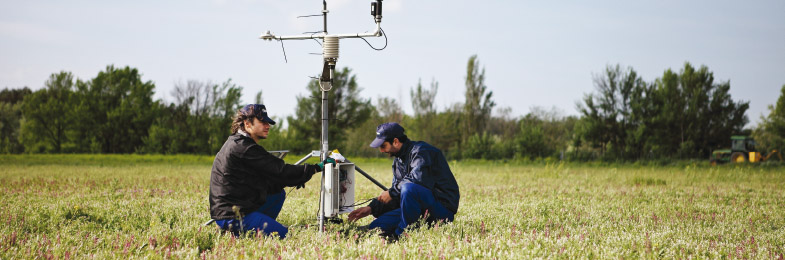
[1,155,783,259]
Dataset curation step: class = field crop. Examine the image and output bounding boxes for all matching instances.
[1,154,784,259]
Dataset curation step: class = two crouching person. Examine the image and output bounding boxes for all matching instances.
[209,114,459,239]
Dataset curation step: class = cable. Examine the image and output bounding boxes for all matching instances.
[309,32,323,46]
[317,170,325,223]
[342,198,373,208]
[280,40,288,63]
[359,27,387,51]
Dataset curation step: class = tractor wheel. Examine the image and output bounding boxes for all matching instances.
[731,152,746,163]
[710,160,718,166]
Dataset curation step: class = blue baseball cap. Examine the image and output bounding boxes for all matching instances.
[370,122,405,148]
[241,104,276,125]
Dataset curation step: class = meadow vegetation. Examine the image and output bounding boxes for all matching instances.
[1,154,783,259]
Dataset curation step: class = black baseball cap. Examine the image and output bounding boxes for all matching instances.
[370,122,405,148]
[241,104,276,125]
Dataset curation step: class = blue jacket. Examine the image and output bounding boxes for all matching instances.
[369,141,460,217]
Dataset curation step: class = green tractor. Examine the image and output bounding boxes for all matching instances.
[710,135,781,165]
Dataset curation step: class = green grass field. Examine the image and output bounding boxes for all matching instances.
[1,154,783,259]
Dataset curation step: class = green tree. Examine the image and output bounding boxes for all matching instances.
[753,84,785,155]
[647,63,748,158]
[462,132,496,159]
[342,110,385,157]
[527,106,577,158]
[434,104,467,158]
[486,107,517,139]
[0,87,32,153]
[577,65,645,159]
[0,87,33,104]
[72,65,158,153]
[143,79,242,154]
[20,72,76,153]
[486,107,518,158]
[411,78,438,117]
[463,55,495,136]
[209,79,244,152]
[577,63,748,160]
[408,78,447,149]
[376,97,403,123]
[0,102,23,153]
[140,102,191,154]
[515,114,548,159]
[287,67,373,153]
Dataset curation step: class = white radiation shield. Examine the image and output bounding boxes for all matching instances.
[260,0,385,232]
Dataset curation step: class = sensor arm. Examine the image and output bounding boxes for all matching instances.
[260,0,383,41]
[260,22,382,41]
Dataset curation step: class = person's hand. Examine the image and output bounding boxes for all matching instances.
[377,190,392,204]
[348,206,371,222]
[317,158,337,171]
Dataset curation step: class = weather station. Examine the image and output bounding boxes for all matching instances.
[259,0,390,233]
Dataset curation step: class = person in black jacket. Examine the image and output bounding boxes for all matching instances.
[347,122,460,238]
[209,104,332,238]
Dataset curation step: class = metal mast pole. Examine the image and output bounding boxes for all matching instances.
[259,0,385,234]
[318,0,329,233]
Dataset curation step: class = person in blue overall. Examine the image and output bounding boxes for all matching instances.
[209,104,333,238]
[348,122,460,238]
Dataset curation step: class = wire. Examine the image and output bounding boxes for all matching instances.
[309,32,323,46]
[359,28,388,51]
[295,13,323,46]
[316,171,325,222]
[280,40,288,63]
[342,198,373,208]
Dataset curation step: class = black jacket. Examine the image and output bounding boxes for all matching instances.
[209,133,318,220]
[368,141,460,217]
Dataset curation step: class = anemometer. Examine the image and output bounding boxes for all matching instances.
[259,0,388,233]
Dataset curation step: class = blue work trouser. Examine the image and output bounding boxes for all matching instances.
[368,183,455,235]
[215,190,288,239]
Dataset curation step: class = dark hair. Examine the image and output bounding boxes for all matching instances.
[231,110,253,134]
[386,135,409,144]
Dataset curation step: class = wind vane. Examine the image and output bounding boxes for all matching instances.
[259,0,388,233]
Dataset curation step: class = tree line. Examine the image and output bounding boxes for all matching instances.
[0,66,241,154]
[2,58,783,162]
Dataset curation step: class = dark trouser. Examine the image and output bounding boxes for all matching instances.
[215,190,288,238]
[368,183,455,235]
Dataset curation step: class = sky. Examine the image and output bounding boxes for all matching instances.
[2,0,784,128]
